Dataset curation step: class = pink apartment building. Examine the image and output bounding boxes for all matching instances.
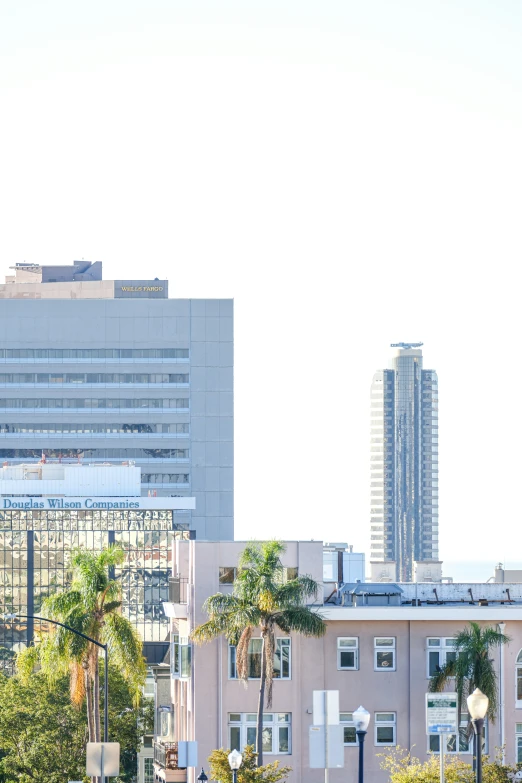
[149,541,522,783]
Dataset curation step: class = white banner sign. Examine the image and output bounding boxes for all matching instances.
[426,693,458,734]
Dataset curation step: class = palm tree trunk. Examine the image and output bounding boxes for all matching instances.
[256,633,267,766]
[93,647,101,743]
[85,666,98,783]
[85,666,95,743]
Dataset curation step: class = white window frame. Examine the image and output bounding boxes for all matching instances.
[427,637,457,678]
[516,650,522,708]
[219,566,237,584]
[143,757,154,783]
[171,635,191,679]
[374,712,396,746]
[516,723,522,763]
[229,638,291,680]
[337,638,359,671]
[340,712,357,746]
[374,638,396,671]
[228,713,292,755]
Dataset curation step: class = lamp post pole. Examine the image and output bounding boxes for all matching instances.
[353,706,371,783]
[472,719,484,783]
[467,688,489,783]
[4,612,109,741]
[356,730,366,783]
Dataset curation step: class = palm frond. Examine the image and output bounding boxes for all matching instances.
[16,645,39,682]
[275,606,326,637]
[428,658,457,692]
[103,612,146,705]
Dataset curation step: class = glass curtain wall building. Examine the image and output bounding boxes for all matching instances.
[370,343,438,581]
[0,507,190,661]
[0,463,195,663]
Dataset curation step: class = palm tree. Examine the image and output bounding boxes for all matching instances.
[429,622,510,762]
[17,546,146,745]
[192,540,326,765]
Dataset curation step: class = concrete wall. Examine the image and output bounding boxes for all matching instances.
[0,298,233,540]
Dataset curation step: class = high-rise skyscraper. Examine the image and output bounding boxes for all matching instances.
[370,343,438,581]
[0,261,233,541]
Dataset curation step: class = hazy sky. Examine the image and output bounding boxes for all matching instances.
[1,1,521,580]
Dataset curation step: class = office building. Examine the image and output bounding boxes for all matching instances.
[370,343,438,581]
[0,462,194,662]
[0,261,233,541]
[151,539,522,783]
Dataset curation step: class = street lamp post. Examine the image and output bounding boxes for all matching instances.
[3,612,109,742]
[228,749,243,783]
[353,706,371,783]
[467,688,489,783]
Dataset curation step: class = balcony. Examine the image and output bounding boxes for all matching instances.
[153,742,187,783]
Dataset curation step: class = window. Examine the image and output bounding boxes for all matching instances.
[228,713,291,754]
[219,567,236,584]
[144,757,154,783]
[374,638,396,671]
[516,724,522,763]
[428,711,471,754]
[171,635,191,678]
[516,650,522,707]
[375,713,396,746]
[284,567,298,581]
[229,638,291,680]
[340,713,357,745]
[427,638,457,677]
[338,638,359,670]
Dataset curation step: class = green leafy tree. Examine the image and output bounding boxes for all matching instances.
[208,745,291,783]
[17,546,147,746]
[0,670,88,783]
[0,668,151,783]
[192,540,325,764]
[379,746,521,783]
[428,622,510,722]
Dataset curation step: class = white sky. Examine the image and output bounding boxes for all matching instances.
[1,1,521,580]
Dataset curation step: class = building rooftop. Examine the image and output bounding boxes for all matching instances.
[0,261,168,299]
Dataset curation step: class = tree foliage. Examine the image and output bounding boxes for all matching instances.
[0,671,87,783]
[208,745,291,783]
[379,746,521,783]
[16,546,147,746]
[0,666,150,783]
[428,622,510,722]
[192,540,325,765]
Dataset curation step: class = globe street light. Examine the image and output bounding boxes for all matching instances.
[353,706,371,783]
[228,749,243,783]
[467,688,489,783]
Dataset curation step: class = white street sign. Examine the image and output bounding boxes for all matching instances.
[313,690,340,726]
[426,693,458,734]
[86,742,120,777]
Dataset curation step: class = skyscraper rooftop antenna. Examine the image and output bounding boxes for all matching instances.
[390,342,424,349]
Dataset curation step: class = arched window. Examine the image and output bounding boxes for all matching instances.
[516,650,522,706]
